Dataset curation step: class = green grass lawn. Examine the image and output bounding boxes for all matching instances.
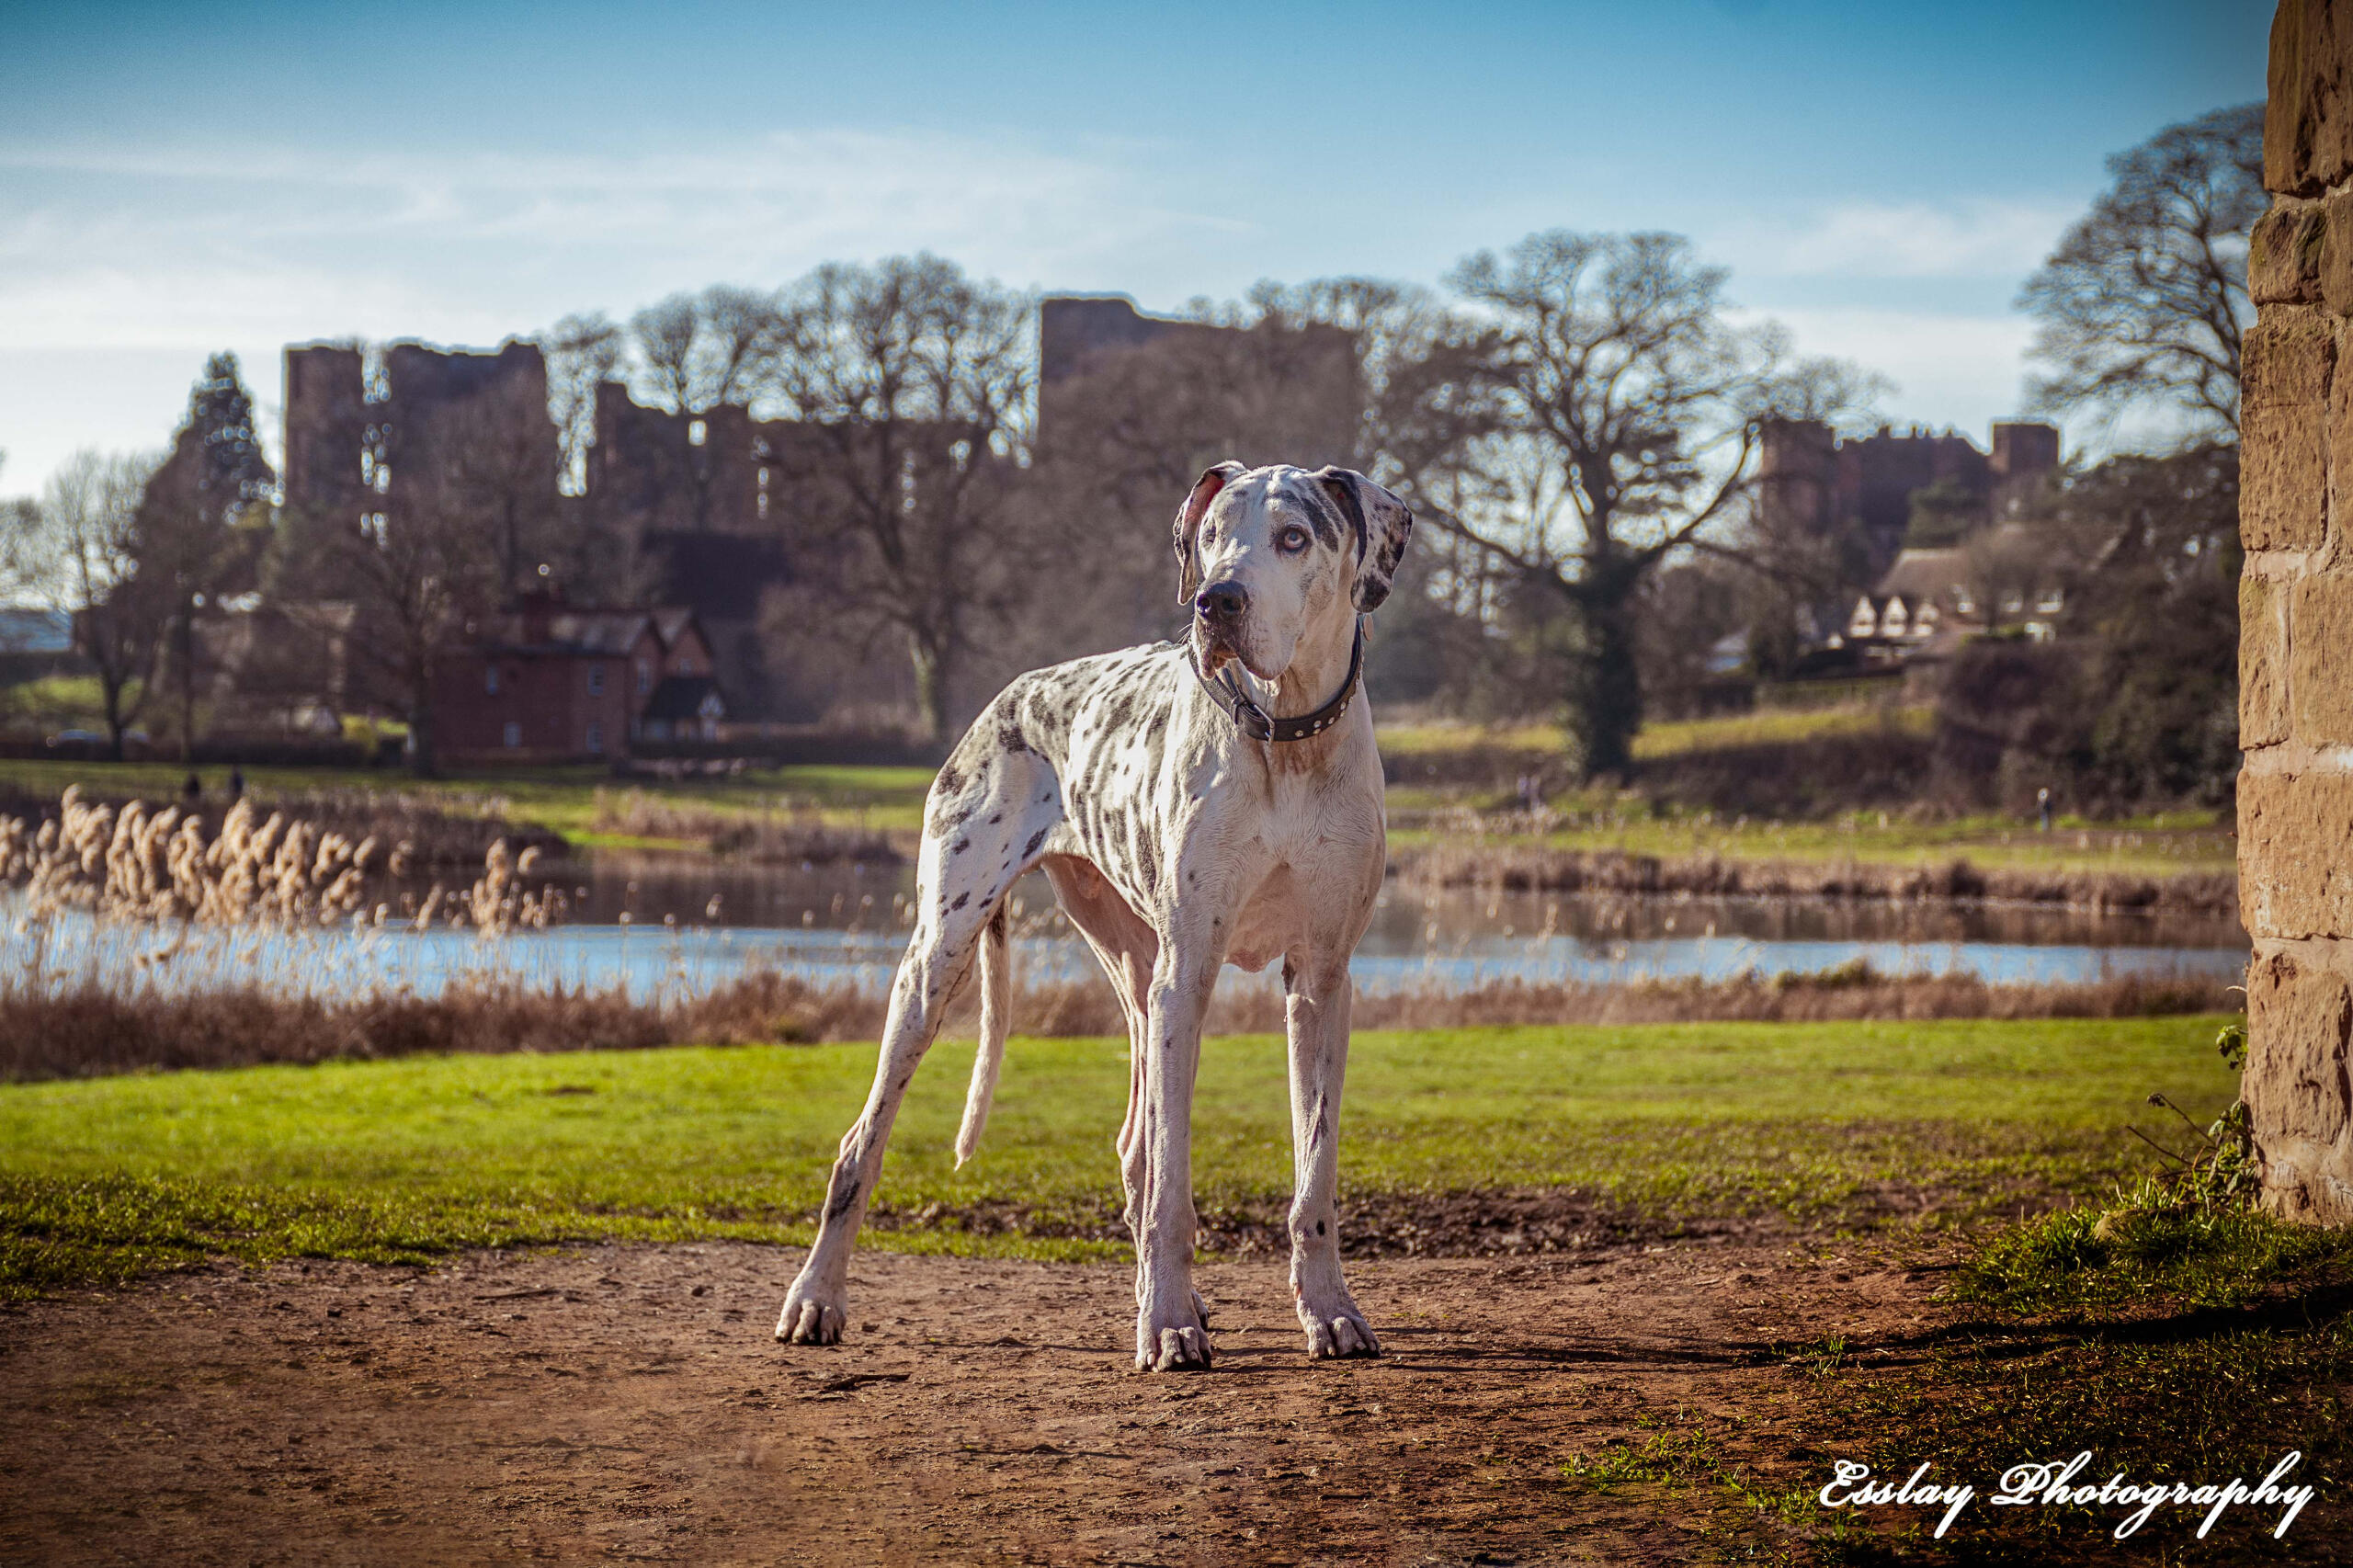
[1385,806,2237,878]
[0,757,941,847]
[0,1017,2237,1299]
[1376,702,1926,762]
[0,752,2231,876]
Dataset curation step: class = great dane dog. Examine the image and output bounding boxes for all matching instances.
[775,460,1413,1371]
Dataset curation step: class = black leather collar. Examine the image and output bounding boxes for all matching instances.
[1195,619,1364,743]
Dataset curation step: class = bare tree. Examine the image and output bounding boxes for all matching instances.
[630,285,776,415]
[759,255,1034,742]
[0,452,45,605]
[1438,231,1881,775]
[36,451,167,758]
[2018,103,2263,439]
[540,312,622,496]
[313,397,506,776]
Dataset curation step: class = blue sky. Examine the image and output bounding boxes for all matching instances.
[0,0,2267,495]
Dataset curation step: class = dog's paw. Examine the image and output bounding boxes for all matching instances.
[1144,1324,1214,1372]
[1135,1290,1214,1371]
[1302,1309,1381,1360]
[775,1280,847,1346]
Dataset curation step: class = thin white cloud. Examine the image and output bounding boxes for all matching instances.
[0,126,1267,489]
[1719,199,2075,280]
[1740,304,2040,437]
[0,128,1228,349]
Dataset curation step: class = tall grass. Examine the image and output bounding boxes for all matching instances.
[1,786,563,934]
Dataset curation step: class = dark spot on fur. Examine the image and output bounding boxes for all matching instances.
[949,892,970,911]
[1315,1220,1326,1236]
[998,722,1029,754]
[1024,828,1048,858]
[988,812,1002,825]
[825,1178,859,1220]
[950,837,969,854]
[935,765,963,798]
[1290,483,1343,549]
[1318,473,1368,560]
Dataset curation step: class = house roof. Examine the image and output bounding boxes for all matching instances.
[1874,548,1967,604]
[652,607,699,648]
[642,674,725,722]
[467,602,708,659]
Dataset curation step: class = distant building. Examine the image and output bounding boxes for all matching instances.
[1756,416,2062,584]
[1841,523,2068,656]
[1035,293,1360,459]
[431,595,723,765]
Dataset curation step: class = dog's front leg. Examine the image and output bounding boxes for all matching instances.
[1133,948,1221,1371]
[1284,954,1379,1358]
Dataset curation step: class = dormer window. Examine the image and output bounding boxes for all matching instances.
[636,658,654,695]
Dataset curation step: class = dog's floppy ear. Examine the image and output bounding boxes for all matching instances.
[1313,466,1415,613]
[1173,460,1246,606]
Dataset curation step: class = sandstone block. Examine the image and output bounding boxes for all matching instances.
[2269,0,2353,196]
[2240,770,2353,939]
[2293,574,2353,743]
[2324,194,2353,314]
[2243,574,2290,747]
[2246,952,2352,1148]
[2244,309,2336,408]
[2256,200,2327,304]
[2243,399,2329,550]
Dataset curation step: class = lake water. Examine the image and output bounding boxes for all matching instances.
[17,851,2249,999]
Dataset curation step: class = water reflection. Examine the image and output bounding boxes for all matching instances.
[239,848,2247,999]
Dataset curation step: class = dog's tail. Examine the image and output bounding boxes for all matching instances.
[954,903,1011,1167]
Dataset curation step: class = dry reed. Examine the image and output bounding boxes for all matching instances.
[0,963,2238,1083]
[0,786,572,937]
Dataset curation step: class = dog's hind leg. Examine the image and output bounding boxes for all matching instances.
[777,748,1061,1347]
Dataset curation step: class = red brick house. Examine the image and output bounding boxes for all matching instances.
[433,596,725,765]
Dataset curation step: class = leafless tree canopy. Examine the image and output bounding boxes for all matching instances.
[758,255,1036,742]
[1419,231,1881,773]
[2018,102,2263,439]
[539,312,621,496]
[35,451,167,757]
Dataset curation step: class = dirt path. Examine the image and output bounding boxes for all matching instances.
[0,1239,1939,1566]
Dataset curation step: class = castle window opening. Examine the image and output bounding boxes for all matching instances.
[502,720,522,749]
[636,658,653,695]
[587,663,605,696]
[586,721,604,756]
[688,419,707,447]
[484,665,499,695]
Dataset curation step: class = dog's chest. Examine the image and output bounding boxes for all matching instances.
[1224,868,1308,974]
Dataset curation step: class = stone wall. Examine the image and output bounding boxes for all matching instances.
[2240,0,2353,1224]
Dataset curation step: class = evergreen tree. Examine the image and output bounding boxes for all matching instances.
[138,352,277,758]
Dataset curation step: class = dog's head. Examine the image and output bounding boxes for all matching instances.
[1172,462,1414,683]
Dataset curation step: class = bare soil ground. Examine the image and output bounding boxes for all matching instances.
[0,1237,1940,1566]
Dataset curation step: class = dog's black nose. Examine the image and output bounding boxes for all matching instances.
[1196,581,1248,622]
